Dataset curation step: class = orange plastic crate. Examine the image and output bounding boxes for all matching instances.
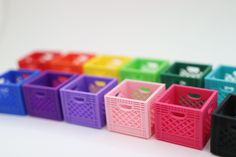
[18,50,61,70]
[50,52,95,73]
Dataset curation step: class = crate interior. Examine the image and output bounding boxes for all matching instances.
[167,63,209,78]
[218,95,236,117]
[92,56,129,68]
[125,59,162,72]
[57,53,91,65]
[66,76,112,93]
[112,81,161,101]
[0,71,32,84]
[160,86,213,109]
[212,66,236,82]
[30,73,71,88]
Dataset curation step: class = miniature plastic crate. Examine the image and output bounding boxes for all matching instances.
[50,52,95,73]
[211,94,236,157]
[18,50,61,70]
[153,84,217,149]
[161,62,212,88]
[0,70,40,115]
[60,75,118,128]
[205,65,236,104]
[23,71,77,120]
[105,80,165,138]
[83,55,131,80]
[120,58,169,82]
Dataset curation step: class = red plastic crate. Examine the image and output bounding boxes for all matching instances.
[18,50,61,70]
[50,52,95,73]
[153,84,217,149]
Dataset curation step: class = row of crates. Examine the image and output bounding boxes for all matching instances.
[0,69,218,150]
[18,50,236,105]
[14,50,236,156]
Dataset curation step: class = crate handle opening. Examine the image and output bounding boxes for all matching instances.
[119,104,132,111]
[74,97,85,102]
[170,112,186,120]
[36,92,45,97]
[220,86,234,93]
[0,87,9,96]
[187,93,201,100]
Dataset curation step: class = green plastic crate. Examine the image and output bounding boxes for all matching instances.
[120,58,169,82]
[160,62,212,88]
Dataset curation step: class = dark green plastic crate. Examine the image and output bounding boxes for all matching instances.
[120,58,169,82]
[161,62,212,88]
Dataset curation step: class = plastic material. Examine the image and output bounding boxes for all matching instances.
[18,50,61,70]
[205,65,236,104]
[0,70,40,115]
[120,58,169,82]
[154,84,217,149]
[23,71,77,120]
[83,55,131,81]
[50,52,95,73]
[211,94,236,157]
[161,62,212,87]
[60,75,118,128]
[105,80,165,139]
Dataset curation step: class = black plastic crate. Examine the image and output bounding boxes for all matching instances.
[211,94,236,157]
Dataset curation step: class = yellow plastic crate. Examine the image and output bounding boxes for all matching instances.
[83,55,131,80]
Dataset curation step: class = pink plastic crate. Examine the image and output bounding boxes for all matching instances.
[105,80,165,139]
[153,84,217,149]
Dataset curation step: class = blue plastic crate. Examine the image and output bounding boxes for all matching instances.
[0,69,40,115]
[205,65,236,104]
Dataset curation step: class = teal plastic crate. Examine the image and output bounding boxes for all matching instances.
[205,65,236,104]
[161,62,212,88]
[120,58,169,82]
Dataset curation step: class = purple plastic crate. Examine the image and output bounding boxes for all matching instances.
[23,71,77,120]
[60,75,118,128]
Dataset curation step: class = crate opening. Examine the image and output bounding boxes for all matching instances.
[58,54,90,65]
[160,86,213,109]
[127,59,160,72]
[168,63,209,78]
[30,73,70,88]
[39,53,54,63]
[0,71,31,84]
[218,95,236,117]
[213,66,236,82]
[113,81,160,101]
[92,56,128,68]
[67,76,112,93]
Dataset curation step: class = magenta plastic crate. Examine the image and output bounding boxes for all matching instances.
[105,80,165,139]
[23,71,77,120]
[60,75,118,128]
[154,84,217,149]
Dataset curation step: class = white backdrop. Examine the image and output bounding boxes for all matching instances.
[0,0,235,156]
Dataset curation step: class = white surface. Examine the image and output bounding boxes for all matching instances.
[0,0,236,156]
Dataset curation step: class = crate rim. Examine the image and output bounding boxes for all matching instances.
[22,70,77,90]
[105,79,165,104]
[60,74,118,96]
[154,84,217,112]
